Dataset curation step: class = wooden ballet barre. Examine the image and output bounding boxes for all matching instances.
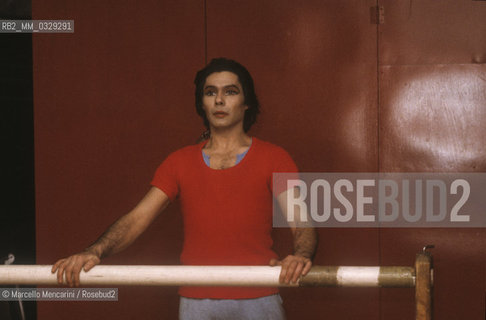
[0,250,433,320]
[0,265,416,287]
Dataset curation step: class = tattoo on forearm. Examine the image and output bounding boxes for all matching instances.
[293,228,318,260]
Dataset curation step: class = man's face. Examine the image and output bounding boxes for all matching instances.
[202,71,248,131]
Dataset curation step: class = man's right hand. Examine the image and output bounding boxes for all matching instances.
[51,251,100,287]
[50,187,170,287]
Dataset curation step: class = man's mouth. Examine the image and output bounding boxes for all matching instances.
[213,111,228,118]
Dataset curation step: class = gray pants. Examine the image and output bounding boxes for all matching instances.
[179,294,286,320]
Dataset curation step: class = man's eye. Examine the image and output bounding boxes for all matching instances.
[205,91,216,96]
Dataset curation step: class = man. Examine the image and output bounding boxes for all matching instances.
[52,58,317,319]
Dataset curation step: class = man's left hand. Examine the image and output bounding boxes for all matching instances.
[269,255,312,284]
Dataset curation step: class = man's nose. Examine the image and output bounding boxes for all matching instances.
[215,91,224,105]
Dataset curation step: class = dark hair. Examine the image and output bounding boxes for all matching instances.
[194,58,260,133]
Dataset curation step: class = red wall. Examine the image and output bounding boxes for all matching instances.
[33,1,485,319]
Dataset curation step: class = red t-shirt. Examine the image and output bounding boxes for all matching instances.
[151,137,298,299]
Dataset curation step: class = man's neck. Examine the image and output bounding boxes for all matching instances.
[205,128,251,152]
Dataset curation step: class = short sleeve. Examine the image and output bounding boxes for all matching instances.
[271,146,299,196]
[150,152,180,202]
[273,146,298,173]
